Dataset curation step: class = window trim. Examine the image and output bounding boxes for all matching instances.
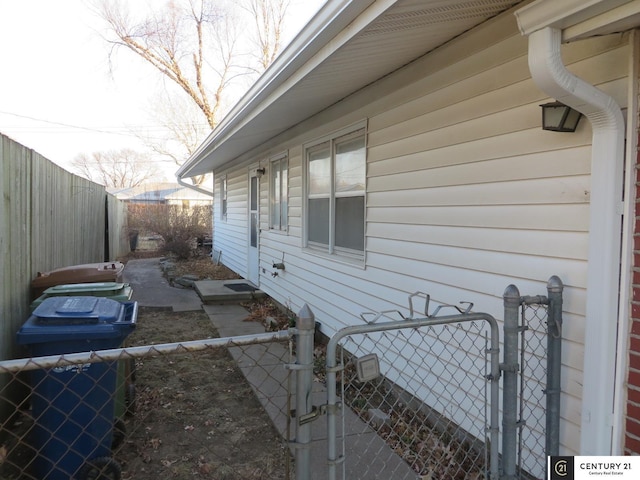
[303,121,367,261]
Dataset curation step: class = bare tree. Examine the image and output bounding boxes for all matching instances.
[71,149,161,188]
[242,0,291,71]
[141,92,210,185]
[91,0,298,186]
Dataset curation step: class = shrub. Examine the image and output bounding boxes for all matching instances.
[127,203,212,259]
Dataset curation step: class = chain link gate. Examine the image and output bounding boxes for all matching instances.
[322,295,501,480]
[305,277,563,480]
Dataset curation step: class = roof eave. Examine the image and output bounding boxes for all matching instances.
[177,0,387,179]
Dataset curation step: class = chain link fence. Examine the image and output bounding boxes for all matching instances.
[517,300,549,479]
[0,331,293,480]
[0,279,562,480]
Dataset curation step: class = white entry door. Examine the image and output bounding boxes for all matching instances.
[247,167,260,285]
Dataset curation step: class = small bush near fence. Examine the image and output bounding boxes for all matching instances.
[127,204,212,259]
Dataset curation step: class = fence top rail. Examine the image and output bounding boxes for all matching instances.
[325,312,500,367]
[0,329,292,373]
[520,295,549,306]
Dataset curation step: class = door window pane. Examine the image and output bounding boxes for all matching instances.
[250,176,258,211]
[250,212,257,247]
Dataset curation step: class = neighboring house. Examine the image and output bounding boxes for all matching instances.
[177,0,640,458]
[108,182,213,207]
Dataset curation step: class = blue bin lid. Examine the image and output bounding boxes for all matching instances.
[17,297,134,345]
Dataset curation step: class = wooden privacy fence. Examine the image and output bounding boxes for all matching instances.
[0,133,129,366]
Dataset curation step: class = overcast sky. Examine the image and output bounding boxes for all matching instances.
[0,0,324,181]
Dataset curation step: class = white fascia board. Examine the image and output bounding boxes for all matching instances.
[514,0,631,36]
[564,0,640,41]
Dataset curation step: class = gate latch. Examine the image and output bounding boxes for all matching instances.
[298,404,328,425]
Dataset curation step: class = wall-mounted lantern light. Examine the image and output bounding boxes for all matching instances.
[540,101,583,132]
[256,167,266,178]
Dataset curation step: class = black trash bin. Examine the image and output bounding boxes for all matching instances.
[17,296,137,480]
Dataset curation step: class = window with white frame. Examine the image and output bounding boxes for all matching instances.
[305,126,366,258]
[269,154,288,230]
[221,176,228,220]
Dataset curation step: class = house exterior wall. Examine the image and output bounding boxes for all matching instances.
[214,166,251,278]
[211,10,631,457]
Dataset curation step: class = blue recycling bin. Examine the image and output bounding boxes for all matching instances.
[16,296,137,480]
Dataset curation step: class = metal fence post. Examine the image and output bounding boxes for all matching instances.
[546,276,563,457]
[295,304,315,480]
[503,284,521,479]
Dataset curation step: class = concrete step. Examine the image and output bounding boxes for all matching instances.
[195,279,267,304]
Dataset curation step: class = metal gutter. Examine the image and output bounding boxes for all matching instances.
[176,175,214,197]
[177,0,380,180]
[516,5,626,453]
[515,0,631,36]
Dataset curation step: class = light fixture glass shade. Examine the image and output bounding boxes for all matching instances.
[540,101,583,132]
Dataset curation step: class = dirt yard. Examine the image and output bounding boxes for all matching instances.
[115,308,290,480]
[113,251,290,479]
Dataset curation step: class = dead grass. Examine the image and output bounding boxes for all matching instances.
[116,308,289,479]
[169,258,241,281]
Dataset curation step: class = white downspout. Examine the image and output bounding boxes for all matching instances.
[527,27,625,455]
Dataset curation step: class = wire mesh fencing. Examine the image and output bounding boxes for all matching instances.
[517,300,549,479]
[503,276,563,480]
[0,331,294,480]
[0,279,563,480]
[323,309,501,480]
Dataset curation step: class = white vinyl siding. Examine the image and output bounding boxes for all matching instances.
[214,168,250,278]
[212,8,629,463]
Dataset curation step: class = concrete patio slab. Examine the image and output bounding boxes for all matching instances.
[123,257,202,312]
